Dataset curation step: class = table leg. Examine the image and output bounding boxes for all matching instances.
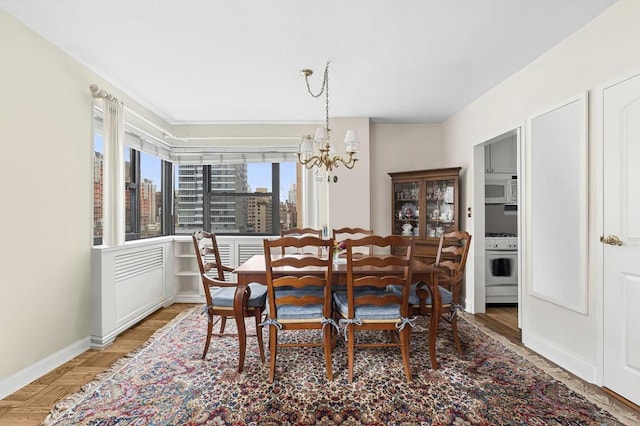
[234,284,248,373]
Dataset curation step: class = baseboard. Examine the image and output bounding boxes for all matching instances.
[174,294,205,304]
[90,296,175,348]
[522,330,596,383]
[0,337,90,400]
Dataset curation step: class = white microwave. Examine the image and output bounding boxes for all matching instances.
[485,175,517,204]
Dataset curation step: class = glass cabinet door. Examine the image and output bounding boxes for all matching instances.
[425,178,456,238]
[393,181,420,237]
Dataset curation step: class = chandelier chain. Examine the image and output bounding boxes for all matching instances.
[304,63,331,135]
[324,67,330,134]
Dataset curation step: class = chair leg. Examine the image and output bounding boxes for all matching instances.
[451,316,463,355]
[268,327,278,383]
[323,325,334,381]
[254,310,265,363]
[331,312,339,350]
[202,314,213,359]
[428,313,439,370]
[219,315,227,333]
[399,327,412,382]
[347,327,355,383]
[330,326,338,350]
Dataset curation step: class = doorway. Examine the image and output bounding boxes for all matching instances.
[472,128,521,336]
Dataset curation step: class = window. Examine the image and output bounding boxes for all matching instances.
[93,106,299,241]
[93,133,104,242]
[124,147,135,236]
[175,162,298,235]
[124,141,165,240]
[139,151,163,238]
[92,108,170,244]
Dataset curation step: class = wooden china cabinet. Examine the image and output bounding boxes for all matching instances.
[388,167,461,264]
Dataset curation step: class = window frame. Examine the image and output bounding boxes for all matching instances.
[124,147,170,241]
[174,163,289,236]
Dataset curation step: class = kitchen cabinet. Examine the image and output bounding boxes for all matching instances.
[485,135,516,174]
[389,167,461,264]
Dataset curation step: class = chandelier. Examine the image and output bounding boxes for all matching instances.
[297,62,359,173]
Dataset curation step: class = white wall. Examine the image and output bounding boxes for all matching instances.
[329,117,371,232]
[0,10,94,382]
[0,10,173,395]
[441,0,640,381]
[370,123,442,236]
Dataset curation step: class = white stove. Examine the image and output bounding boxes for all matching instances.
[485,233,518,304]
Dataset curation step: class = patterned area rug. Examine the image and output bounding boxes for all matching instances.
[44,307,638,425]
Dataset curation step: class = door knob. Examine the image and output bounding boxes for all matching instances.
[600,235,623,246]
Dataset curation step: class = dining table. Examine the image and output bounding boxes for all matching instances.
[233,254,443,372]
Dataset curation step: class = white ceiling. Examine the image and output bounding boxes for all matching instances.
[1,0,618,124]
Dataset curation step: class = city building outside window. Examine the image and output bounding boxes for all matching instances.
[139,151,163,238]
[123,142,165,240]
[93,133,104,242]
[174,162,297,235]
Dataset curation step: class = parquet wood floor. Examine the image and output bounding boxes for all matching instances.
[0,303,194,426]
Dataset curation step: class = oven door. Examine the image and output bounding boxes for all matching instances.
[486,250,518,285]
[486,250,518,303]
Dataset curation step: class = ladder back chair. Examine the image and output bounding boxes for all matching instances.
[192,231,267,372]
[262,236,336,382]
[333,235,416,383]
[332,227,374,256]
[280,227,323,255]
[397,230,471,355]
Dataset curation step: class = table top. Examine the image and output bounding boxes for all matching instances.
[234,254,440,275]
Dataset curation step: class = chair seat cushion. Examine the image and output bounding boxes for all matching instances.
[274,288,325,320]
[388,283,453,306]
[332,284,386,292]
[212,282,267,308]
[333,290,401,320]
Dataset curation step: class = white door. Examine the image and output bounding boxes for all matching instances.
[602,73,640,405]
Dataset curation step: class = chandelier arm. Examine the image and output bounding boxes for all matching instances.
[342,158,358,170]
[333,154,358,170]
[297,153,324,170]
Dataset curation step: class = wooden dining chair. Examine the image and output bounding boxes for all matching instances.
[333,235,415,383]
[332,227,374,256]
[262,236,336,382]
[192,231,267,372]
[279,227,323,255]
[393,230,472,355]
